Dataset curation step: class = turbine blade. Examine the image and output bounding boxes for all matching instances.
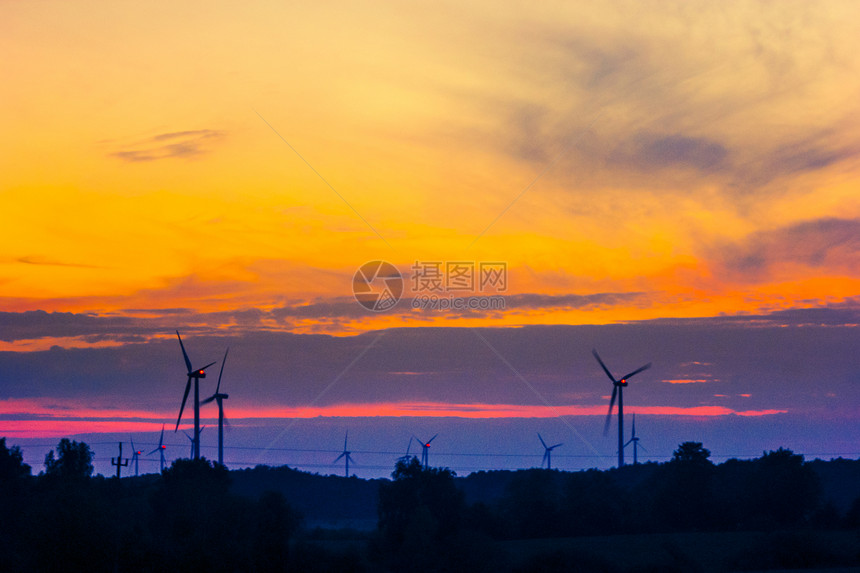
[542,451,549,466]
[639,443,649,453]
[538,433,548,448]
[551,443,563,449]
[147,447,160,455]
[195,361,216,373]
[405,436,413,455]
[216,348,229,394]
[334,453,345,463]
[623,438,634,448]
[175,377,192,431]
[344,431,349,451]
[184,431,193,441]
[201,395,216,405]
[427,434,438,444]
[592,349,616,382]
[603,386,618,436]
[176,331,193,373]
[621,362,652,381]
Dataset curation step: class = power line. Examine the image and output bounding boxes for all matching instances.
[22,441,860,460]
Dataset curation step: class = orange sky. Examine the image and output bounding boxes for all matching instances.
[2,1,860,340]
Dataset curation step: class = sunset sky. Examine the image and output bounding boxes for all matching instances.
[2,1,859,477]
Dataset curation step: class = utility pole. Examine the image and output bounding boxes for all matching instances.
[617,384,624,468]
[111,442,129,478]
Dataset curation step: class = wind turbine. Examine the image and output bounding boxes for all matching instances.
[622,414,647,465]
[202,348,230,467]
[397,437,414,464]
[414,434,437,468]
[174,330,216,460]
[593,349,651,468]
[538,433,563,470]
[148,424,168,472]
[183,426,206,459]
[333,431,355,477]
[130,437,142,477]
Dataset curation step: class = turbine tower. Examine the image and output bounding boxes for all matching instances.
[183,426,206,458]
[414,434,437,468]
[130,437,142,477]
[333,431,355,477]
[397,437,414,464]
[175,330,216,460]
[622,414,647,465]
[202,348,230,467]
[148,424,168,472]
[538,433,563,470]
[593,349,651,468]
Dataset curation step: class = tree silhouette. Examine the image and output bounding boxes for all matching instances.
[672,441,712,466]
[377,458,465,568]
[0,438,31,482]
[562,469,626,536]
[153,458,244,571]
[0,438,32,569]
[649,441,717,531]
[43,438,93,480]
[748,448,819,527]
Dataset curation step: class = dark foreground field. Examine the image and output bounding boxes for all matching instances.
[297,529,860,572]
[3,438,860,572]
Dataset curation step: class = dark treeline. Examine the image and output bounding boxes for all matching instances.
[1,437,859,572]
[1,438,299,572]
[457,442,860,539]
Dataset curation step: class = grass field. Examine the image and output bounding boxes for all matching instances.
[297,528,860,572]
[501,530,860,572]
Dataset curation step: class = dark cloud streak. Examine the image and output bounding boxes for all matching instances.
[109,129,225,162]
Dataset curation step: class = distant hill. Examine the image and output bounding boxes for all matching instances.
[226,456,860,527]
[230,464,383,527]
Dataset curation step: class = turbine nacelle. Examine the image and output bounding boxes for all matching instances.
[201,392,229,405]
[174,331,218,441]
[413,433,438,467]
[593,349,652,468]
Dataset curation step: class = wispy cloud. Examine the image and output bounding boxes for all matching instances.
[711,217,860,281]
[109,129,225,162]
[16,256,104,269]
